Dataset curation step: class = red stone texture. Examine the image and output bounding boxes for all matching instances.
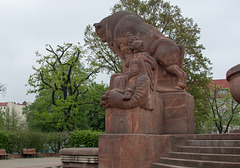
[226,64,240,104]
[160,92,195,134]
[60,148,98,156]
[99,133,240,168]
[98,134,194,168]
[156,65,179,92]
[105,105,162,134]
[105,91,195,135]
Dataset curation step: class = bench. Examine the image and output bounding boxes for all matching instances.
[22,149,37,158]
[0,149,9,159]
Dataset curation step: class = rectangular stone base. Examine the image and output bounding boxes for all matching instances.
[160,91,195,134]
[98,134,194,168]
[105,107,162,134]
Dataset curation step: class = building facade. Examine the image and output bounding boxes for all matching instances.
[0,101,31,122]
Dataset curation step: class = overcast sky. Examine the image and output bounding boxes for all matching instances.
[0,0,239,103]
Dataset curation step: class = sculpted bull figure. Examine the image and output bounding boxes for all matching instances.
[94,11,186,90]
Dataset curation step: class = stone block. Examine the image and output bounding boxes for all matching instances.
[60,148,98,168]
[98,134,194,168]
[105,105,163,134]
[160,91,195,134]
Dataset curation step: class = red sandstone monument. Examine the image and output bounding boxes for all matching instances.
[227,64,240,134]
[94,11,195,168]
[59,11,240,168]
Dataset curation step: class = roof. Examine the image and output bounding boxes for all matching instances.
[0,102,8,106]
[210,79,230,89]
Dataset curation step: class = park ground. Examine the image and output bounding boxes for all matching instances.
[0,157,61,168]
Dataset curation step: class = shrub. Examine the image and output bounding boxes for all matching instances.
[7,131,47,154]
[0,131,11,152]
[46,132,69,153]
[69,130,104,147]
[0,130,103,154]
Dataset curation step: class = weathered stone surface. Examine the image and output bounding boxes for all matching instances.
[105,106,163,134]
[105,91,194,134]
[160,92,195,134]
[226,64,240,104]
[60,148,98,168]
[95,11,196,168]
[60,148,98,156]
[152,134,240,168]
[94,11,186,91]
[98,134,194,168]
[101,45,157,110]
[230,129,240,133]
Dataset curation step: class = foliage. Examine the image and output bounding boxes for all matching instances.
[0,130,102,154]
[7,131,46,154]
[23,90,89,132]
[84,0,212,131]
[83,82,108,131]
[2,131,69,154]
[69,130,104,148]
[204,83,240,133]
[3,107,23,131]
[25,43,100,131]
[0,110,5,130]
[23,82,108,132]
[0,131,11,152]
[0,107,25,131]
[46,132,69,153]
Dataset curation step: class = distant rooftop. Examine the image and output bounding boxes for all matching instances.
[0,101,29,106]
[0,102,8,106]
[211,79,230,88]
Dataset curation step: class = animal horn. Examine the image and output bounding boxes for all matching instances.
[93,23,100,28]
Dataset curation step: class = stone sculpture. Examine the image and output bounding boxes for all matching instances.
[94,11,186,91]
[95,11,195,168]
[226,64,240,104]
[101,38,157,110]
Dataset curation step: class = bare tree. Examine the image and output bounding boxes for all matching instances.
[0,83,6,95]
[205,83,240,133]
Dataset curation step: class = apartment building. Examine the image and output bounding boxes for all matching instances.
[0,101,31,122]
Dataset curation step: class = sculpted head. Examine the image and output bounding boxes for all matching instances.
[94,18,107,42]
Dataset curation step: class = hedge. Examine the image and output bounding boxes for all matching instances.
[0,130,103,154]
[69,130,104,148]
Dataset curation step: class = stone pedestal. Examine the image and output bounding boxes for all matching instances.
[99,91,195,168]
[60,148,98,168]
[98,134,194,168]
[105,91,194,135]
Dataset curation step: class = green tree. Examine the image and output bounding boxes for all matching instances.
[0,109,5,130]
[83,82,108,131]
[84,0,212,130]
[26,43,99,131]
[1,107,22,131]
[204,84,240,133]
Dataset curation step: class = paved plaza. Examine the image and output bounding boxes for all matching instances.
[0,157,61,168]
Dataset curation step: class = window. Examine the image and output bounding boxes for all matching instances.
[218,89,227,94]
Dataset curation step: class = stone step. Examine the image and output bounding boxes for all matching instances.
[195,133,240,140]
[159,157,240,168]
[177,146,240,154]
[187,140,240,147]
[169,152,240,162]
[151,162,196,168]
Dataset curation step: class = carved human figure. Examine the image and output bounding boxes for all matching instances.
[94,11,186,90]
[101,38,157,110]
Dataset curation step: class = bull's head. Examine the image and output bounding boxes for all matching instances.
[93,21,107,42]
